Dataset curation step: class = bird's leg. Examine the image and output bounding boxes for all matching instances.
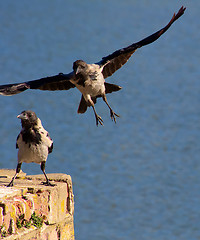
[102,95,119,123]
[41,161,55,186]
[86,96,104,126]
[91,105,104,126]
[7,163,22,187]
[86,98,104,127]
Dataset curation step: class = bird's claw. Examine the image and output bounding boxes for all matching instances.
[110,110,120,123]
[41,181,56,187]
[95,115,104,126]
[7,182,14,187]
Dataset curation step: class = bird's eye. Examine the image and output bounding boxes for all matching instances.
[79,64,84,69]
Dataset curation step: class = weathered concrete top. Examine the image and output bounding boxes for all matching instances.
[0,169,74,239]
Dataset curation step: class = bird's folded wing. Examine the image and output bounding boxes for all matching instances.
[0,72,75,96]
[16,133,21,149]
[37,118,53,148]
[16,133,23,148]
[97,6,186,79]
[40,131,53,148]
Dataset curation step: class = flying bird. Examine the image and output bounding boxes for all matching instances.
[0,7,186,126]
[7,110,54,187]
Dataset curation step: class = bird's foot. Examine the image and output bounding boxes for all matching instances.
[7,181,14,187]
[110,109,120,123]
[95,114,104,126]
[42,181,56,187]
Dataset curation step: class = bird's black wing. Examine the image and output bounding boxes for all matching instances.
[97,6,186,79]
[16,134,20,149]
[0,72,75,96]
[48,142,53,154]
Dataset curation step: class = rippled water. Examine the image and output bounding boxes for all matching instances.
[0,1,199,239]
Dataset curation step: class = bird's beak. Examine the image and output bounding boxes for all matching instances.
[75,66,81,75]
[17,113,27,120]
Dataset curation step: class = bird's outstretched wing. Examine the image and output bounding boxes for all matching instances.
[0,7,185,96]
[0,72,75,96]
[97,6,186,79]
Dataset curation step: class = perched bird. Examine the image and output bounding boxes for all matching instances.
[7,110,54,187]
[0,7,186,126]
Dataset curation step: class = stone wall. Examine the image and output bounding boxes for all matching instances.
[0,169,74,240]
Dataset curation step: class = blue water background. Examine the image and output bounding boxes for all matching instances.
[0,1,199,239]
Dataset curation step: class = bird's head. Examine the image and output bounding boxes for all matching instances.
[73,60,88,75]
[17,110,38,128]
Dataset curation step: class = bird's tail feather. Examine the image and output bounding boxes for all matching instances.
[78,95,88,114]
